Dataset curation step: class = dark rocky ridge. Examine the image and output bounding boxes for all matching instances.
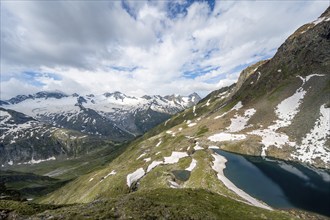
[234,8,330,103]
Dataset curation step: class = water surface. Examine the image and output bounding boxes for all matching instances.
[214,149,330,216]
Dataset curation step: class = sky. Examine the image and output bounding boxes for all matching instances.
[0,0,329,99]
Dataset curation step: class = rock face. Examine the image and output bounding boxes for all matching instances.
[234,9,330,103]
[231,60,268,96]
[1,92,201,140]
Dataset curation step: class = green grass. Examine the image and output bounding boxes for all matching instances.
[0,189,298,219]
[0,200,66,216]
[195,125,209,137]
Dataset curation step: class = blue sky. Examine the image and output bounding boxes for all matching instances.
[0,0,328,99]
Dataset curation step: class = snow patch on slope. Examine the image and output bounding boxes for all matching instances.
[144,158,151,162]
[228,108,256,132]
[232,102,243,111]
[136,153,146,160]
[19,156,56,165]
[293,104,330,165]
[312,16,330,25]
[214,101,243,120]
[275,87,306,128]
[147,161,163,173]
[249,74,325,157]
[127,168,145,187]
[188,122,197,127]
[100,170,116,182]
[208,133,246,142]
[250,129,295,156]
[186,159,197,171]
[166,130,176,137]
[194,142,204,151]
[0,110,12,124]
[156,140,162,147]
[163,152,189,164]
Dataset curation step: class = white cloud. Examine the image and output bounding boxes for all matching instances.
[0,1,328,99]
[0,79,40,99]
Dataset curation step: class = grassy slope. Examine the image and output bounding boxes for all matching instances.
[1,189,300,220]
[39,73,289,204]
[40,99,241,204]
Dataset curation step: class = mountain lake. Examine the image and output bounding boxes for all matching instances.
[213,149,330,217]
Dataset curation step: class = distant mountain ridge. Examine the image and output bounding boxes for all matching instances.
[0,107,110,166]
[0,91,200,165]
[1,91,201,140]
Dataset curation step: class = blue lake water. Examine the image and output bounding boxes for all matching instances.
[214,149,330,217]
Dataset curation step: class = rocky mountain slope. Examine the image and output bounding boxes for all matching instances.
[0,108,111,166]
[1,91,201,140]
[41,8,330,217]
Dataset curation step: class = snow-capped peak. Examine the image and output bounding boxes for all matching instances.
[1,91,200,138]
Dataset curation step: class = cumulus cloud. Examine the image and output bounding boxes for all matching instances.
[0,0,328,99]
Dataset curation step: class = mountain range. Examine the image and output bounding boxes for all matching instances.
[0,92,201,165]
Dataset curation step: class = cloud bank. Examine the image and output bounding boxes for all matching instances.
[1,0,328,99]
